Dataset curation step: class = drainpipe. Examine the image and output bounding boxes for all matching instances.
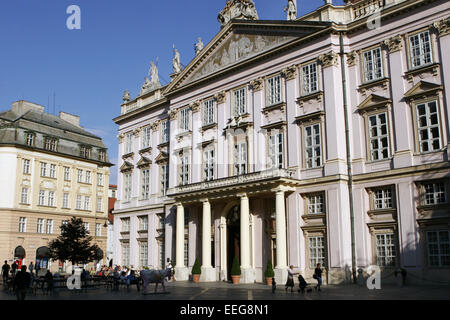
[339,32,357,284]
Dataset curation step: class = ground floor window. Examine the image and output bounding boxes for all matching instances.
[375,233,396,267]
[184,238,189,267]
[139,242,148,268]
[122,243,130,266]
[308,236,326,268]
[427,230,450,266]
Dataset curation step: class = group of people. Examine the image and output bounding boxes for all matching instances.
[272,263,323,294]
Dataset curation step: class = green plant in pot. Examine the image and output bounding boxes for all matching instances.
[264,260,275,285]
[192,258,201,283]
[231,256,241,284]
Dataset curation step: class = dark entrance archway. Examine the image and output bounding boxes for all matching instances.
[36,246,50,270]
[227,205,240,280]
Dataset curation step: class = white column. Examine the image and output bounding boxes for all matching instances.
[275,190,287,269]
[240,194,250,269]
[219,217,227,281]
[200,199,216,281]
[175,203,189,280]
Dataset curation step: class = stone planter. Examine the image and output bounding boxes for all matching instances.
[193,274,201,283]
[231,275,241,284]
[266,277,273,286]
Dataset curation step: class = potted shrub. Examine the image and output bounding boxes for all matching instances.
[231,256,241,284]
[264,260,275,285]
[192,258,201,283]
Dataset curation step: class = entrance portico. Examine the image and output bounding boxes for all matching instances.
[169,169,299,283]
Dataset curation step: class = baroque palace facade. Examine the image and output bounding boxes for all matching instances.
[113,0,450,284]
[0,100,112,273]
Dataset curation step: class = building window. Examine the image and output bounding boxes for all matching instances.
[141,169,150,200]
[124,173,132,202]
[19,217,27,233]
[234,141,247,175]
[21,188,28,204]
[49,164,56,178]
[140,243,148,267]
[416,100,441,153]
[46,219,54,234]
[125,133,133,154]
[179,108,190,132]
[77,169,83,182]
[159,241,165,269]
[307,194,325,215]
[61,220,68,226]
[96,223,102,237]
[203,148,215,181]
[97,173,103,186]
[84,222,90,232]
[427,230,450,266]
[122,244,130,266]
[40,162,47,177]
[122,218,130,232]
[80,146,91,159]
[301,62,318,95]
[373,188,393,209]
[142,127,151,149]
[48,191,55,207]
[375,233,396,267]
[266,74,282,106]
[309,236,326,268]
[44,137,57,152]
[64,167,70,181]
[23,159,31,174]
[26,133,35,146]
[233,87,247,116]
[203,99,215,126]
[63,193,69,208]
[409,30,432,69]
[161,120,169,144]
[161,163,169,195]
[304,123,322,169]
[368,112,389,161]
[97,197,102,212]
[76,195,82,210]
[85,171,91,184]
[99,150,106,162]
[139,216,148,231]
[423,182,446,205]
[184,238,189,267]
[84,196,90,211]
[268,132,284,169]
[362,47,383,83]
[180,155,190,186]
[37,218,44,234]
[39,190,45,206]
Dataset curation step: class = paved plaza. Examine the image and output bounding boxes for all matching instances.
[1,281,450,300]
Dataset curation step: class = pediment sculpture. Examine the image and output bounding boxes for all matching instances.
[218,0,259,27]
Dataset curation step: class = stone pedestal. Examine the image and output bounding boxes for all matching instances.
[200,267,217,282]
[174,267,189,281]
[241,268,256,284]
[274,267,288,285]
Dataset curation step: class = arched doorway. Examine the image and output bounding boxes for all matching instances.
[227,205,240,280]
[14,246,26,269]
[36,246,50,270]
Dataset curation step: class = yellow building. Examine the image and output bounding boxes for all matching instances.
[0,100,113,273]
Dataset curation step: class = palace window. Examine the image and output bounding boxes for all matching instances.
[304,123,322,169]
[234,141,247,175]
[48,191,54,207]
[179,108,190,132]
[99,150,106,162]
[307,194,325,215]
[142,127,151,149]
[160,119,169,144]
[266,74,282,106]
[375,233,396,267]
[203,148,215,181]
[203,99,215,126]
[37,218,44,234]
[125,133,133,154]
[63,193,69,208]
[416,100,441,153]
[301,62,318,95]
[268,132,284,169]
[122,244,130,266]
[124,172,132,202]
[423,182,446,205]
[39,191,45,206]
[80,146,91,159]
[368,112,390,160]
[179,155,190,185]
[40,162,47,177]
[23,159,30,174]
[233,87,247,116]
[140,243,148,268]
[76,195,82,210]
[97,173,103,186]
[77,169,83,182]
[49,164,56,178]
[122,218,130,232]
[46,219,53,234]
[409,30,432,69]
[362,47,383,83]
[96,223,102,237]
[141,169,150,200]
[160,163,169,195]
[20,188,28,204]
[427,230,450,266]
[308,236,326,268]
[373,188,394,210]
[25,132,35,146]
[64,167,70,181]
[97,197,102,212]
[84,196,90,211]
[139,216,148,231]
[85,171,91,184]
[44,137,57,152]
[19,217,27,233]
[84,222,90,232]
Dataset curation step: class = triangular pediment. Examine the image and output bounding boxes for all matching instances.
[120,161,134,172]
[136,156,152,168]
[404,81,443,100]
[165,20,331,93]
[357,94,392,112]
[155,152,168,163]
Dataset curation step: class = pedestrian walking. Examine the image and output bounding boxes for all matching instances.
[314,263,323,291]
[44,270,53,294]
[271,277,276,293]
[11,261,18,277]
[2,261,10,285]
[13,265,31,300]
[28,262,34,276]
[285,265,298,293]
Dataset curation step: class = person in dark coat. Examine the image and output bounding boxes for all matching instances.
[314,263,323,291]
[297,274,307,293]
[11,261,18,277]
[13,266,31,300]
[271,277,276,293]
[44,270,53,294]
[2,261,10,285]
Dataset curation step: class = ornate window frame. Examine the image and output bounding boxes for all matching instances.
[295,111,326,170]
[264,72,285,110]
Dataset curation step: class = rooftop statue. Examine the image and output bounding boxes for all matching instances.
[284,0,297,21]
[218,0,259,27]
[122,89,130,103]
[140,61,161,95]
[173,46,182,74]
[195,38,204,55]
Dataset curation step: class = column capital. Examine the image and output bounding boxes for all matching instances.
[200,198,210,204]
[271,186,294,194]
[237,193,248,199]
[176,202,184,208]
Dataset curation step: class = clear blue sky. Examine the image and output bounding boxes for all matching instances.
[0,0,345,184]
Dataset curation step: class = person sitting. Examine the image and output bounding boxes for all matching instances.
[297,274,307,294]
[126,270,140,291]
